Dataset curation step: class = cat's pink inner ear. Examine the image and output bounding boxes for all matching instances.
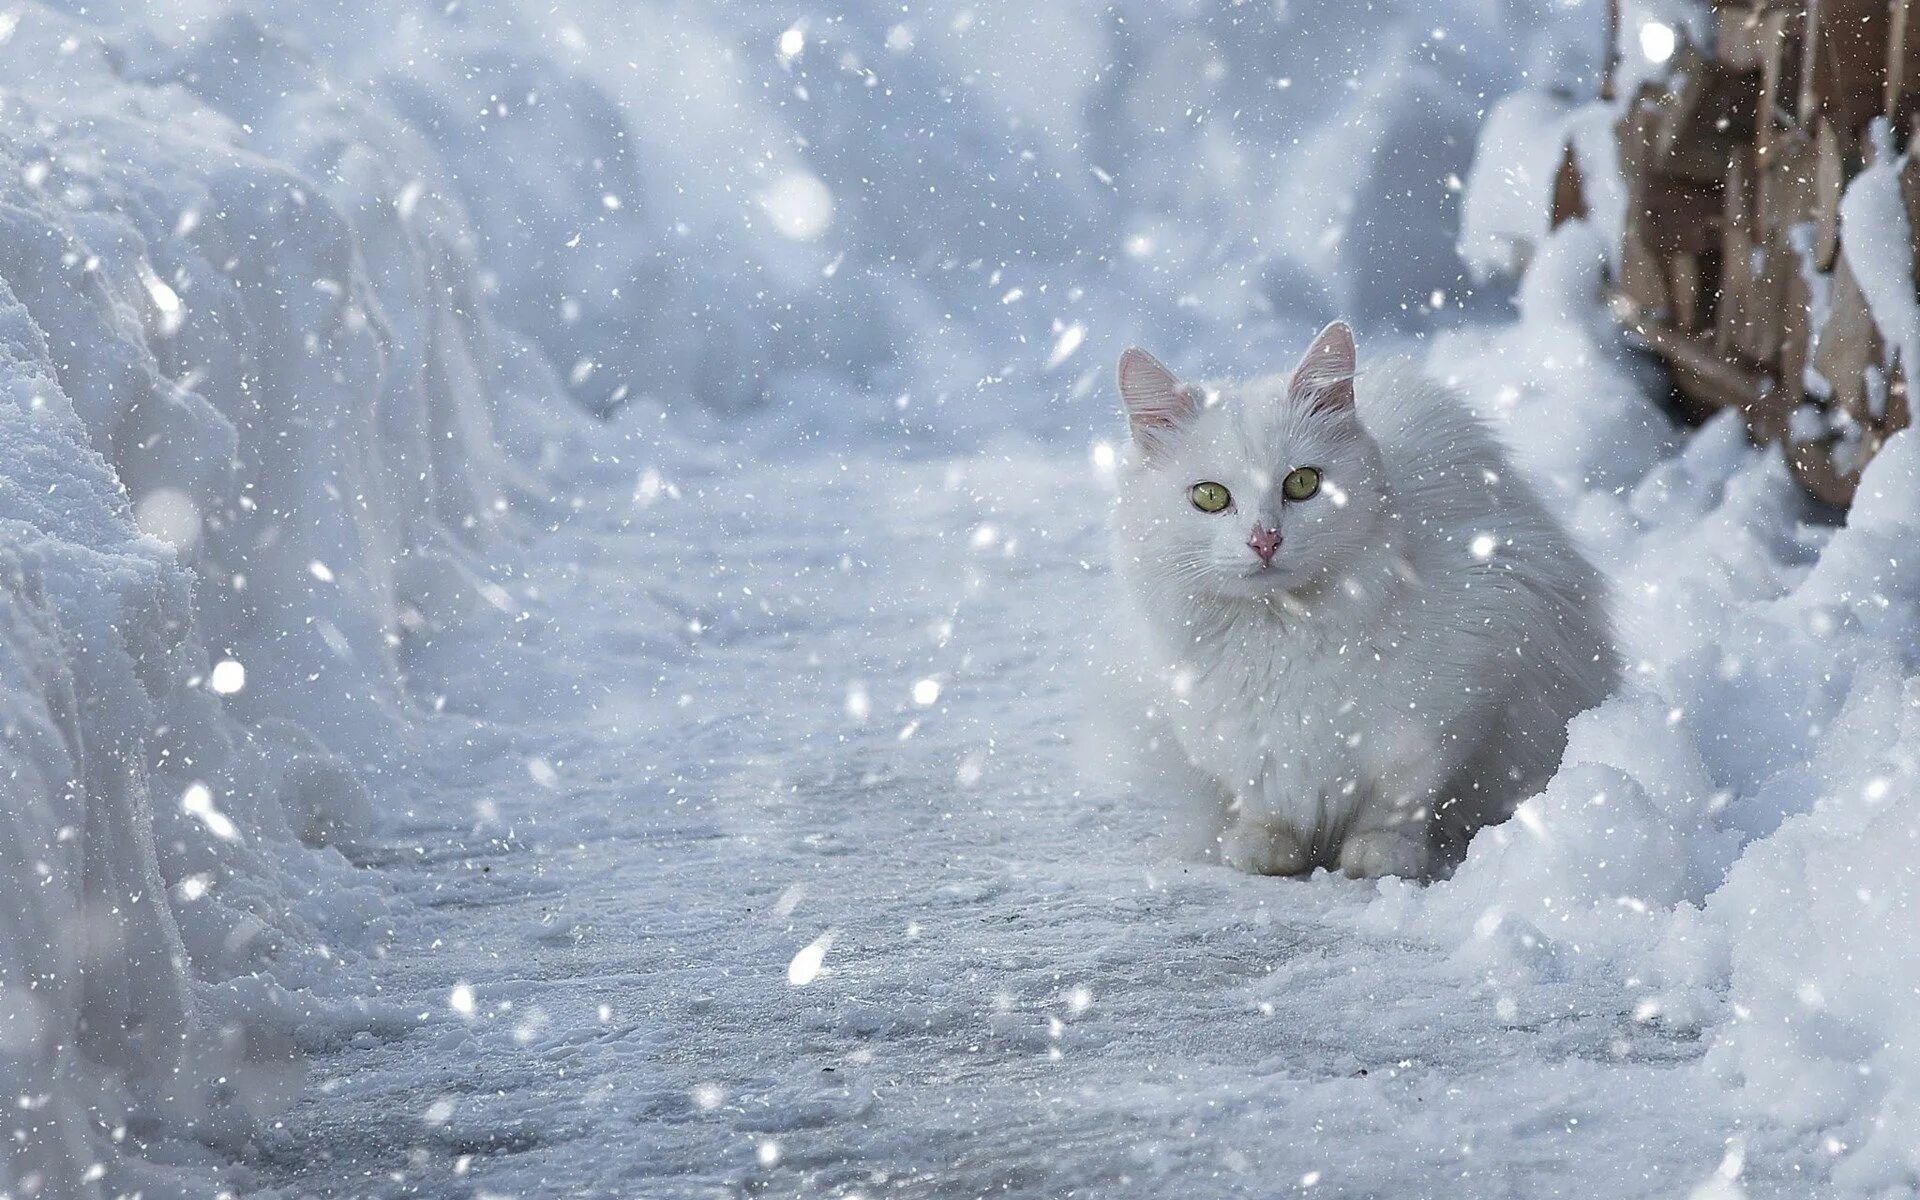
[1289,321,1356,415]
[1117,348,1194,443]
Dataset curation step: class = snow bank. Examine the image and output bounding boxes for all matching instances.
[1701,435,1920,1190]
[1368,206,1920,1189]
[0,4,584,1193]
[1429,7,1920,1181]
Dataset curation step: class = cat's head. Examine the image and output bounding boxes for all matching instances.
[1111,322,1387,601]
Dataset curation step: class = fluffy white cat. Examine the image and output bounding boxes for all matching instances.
[1103,322,1616,879]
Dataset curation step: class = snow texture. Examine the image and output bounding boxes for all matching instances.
[1458,92,1579,279]
[2,0,1919,1196]
[1839,120,1920,398]
[0,3,579,1194]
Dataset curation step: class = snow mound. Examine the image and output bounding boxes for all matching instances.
[1424,11,1920,1177]
[1370,209,1920,1190]
[0,4,584,1193]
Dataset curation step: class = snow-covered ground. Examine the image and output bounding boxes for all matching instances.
[8,0,1920,1196]
[237,246,1920,1197]
[229,441,1828,1199]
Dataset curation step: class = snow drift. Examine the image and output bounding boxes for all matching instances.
[0,4,581,1194]
[1389,37,1920,1184]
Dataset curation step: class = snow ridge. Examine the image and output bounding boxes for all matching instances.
[0,5,581,1194]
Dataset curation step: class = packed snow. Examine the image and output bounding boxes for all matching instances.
[3,0,1920,1196]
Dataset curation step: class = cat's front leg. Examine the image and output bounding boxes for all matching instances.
[1338,825,1429,880]
[1338,773,1438,880]
[1219,811,1311,876]
[1219,764,1319,875]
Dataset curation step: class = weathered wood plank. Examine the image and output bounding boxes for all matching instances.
[1591,0,1910,509]
[1801,0,1891,138]
[1655,45,1760,184]
[1719,3,1767,70]
[1811,253,1884,425]
[1757,7,1805,158]
[1888,0,1920,130]
[1550,143,1588,228]
[1715,148,1759,357]
[1814,117,1845,268]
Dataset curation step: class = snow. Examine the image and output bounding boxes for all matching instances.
[4,0,1920,1195]
[0,2,579,1194]
[1458,92,1579,279]
[238,448,1759,1196]
[1387,226,1920,1192]
[1839,120,1920,392]
[1611,0,1711,101]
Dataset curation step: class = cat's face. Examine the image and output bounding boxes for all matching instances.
[1112,323,1386,601]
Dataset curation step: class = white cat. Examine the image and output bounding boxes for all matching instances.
[1103,322,1616,879]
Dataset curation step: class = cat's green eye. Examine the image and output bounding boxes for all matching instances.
[1282,467,1321,501]
[1190,481,1231,513]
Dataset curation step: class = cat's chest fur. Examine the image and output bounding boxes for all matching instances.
[1139,535,1487,834]
[1150,596,1400,816]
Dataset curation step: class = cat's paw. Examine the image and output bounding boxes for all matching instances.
[1220,818,1310,876]
[1338,828,1429,880]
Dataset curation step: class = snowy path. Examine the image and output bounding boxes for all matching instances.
[250,450,1786,1200]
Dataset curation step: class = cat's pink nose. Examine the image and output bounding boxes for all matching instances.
[1247,526,1281,565]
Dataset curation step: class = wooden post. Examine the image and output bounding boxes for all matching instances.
[1587,0,1911,508]
[1604,0,1621,101]
[1814,118,1845,269]
[1715,148,1758,357]
[1891,0,1920,140]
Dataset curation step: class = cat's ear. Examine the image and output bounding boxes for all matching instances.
[1117,348,1195,449]
[1289,321,1356,416]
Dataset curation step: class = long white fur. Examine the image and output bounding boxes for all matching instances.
[1102,326,1617,879]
